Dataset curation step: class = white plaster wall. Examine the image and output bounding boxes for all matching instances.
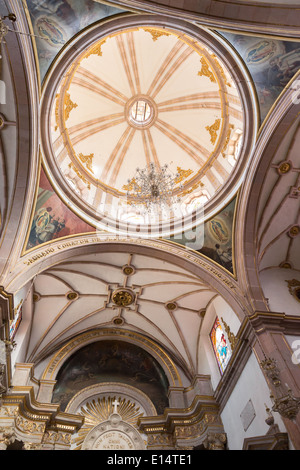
[259,268,300,316]
[221,352,287,450]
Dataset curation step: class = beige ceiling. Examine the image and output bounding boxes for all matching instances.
[28,251,219,377]
[256,118,300,273]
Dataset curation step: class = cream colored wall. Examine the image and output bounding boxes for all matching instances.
[260,268,300,316]
[221,352,288,450]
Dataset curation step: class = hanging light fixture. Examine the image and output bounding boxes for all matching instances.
[125,162,182,214]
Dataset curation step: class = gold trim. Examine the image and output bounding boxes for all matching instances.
[143,28,171,42]
[41,328,182,386]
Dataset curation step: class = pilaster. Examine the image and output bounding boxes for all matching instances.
[249,311,300,449]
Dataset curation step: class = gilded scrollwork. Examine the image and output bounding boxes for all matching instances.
[15,415,45,435]
[203,432,227,450]
[206,119,221,145]
[143,28,170,42]
[198,57,216,83]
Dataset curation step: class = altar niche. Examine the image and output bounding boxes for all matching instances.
[52,340,170,414]
[81,400,145,451]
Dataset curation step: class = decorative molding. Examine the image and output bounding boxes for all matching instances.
[78,153,94,173]
[64,92,78,121]
[206,119,221,145]
[139,394,225,449]
[85,40,106,58]
[198,57,216,83]
[143,27,171,42]
[111,288,135,307]
[41,328,182,386]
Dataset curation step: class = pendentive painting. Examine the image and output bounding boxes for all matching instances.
[169,197,236,275]
[52,340,170,414]
[25,0,124,81]
[25,167,95,251]
[219,32,300,122]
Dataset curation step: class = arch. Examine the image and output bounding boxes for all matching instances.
[41,328,183,388]
[97,0,300,38]
[65,382,157,416]
[9,238,251,321]
[237,78,300,313]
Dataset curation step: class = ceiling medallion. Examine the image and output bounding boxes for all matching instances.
[66,291,79,301]
[165,302,177,311]
[278,161,292,175]
[122,265,135,276]
[111,288,135,307]
[113,316,125,326]
[288,225,300,238]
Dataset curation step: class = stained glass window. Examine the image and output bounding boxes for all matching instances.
[210,317,231,374]
[10,306,22,340]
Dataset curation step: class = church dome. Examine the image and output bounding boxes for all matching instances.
[41,18,255,238]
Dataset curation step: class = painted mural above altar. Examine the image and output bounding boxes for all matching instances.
[26,0,123,81]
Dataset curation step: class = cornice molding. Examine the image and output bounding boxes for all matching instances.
[99,0,300,38]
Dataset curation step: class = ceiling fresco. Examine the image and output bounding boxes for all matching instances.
[218,31,300,123]
[25,0,124,81]
[51,340,170,414]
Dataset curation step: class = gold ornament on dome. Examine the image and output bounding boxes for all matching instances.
[206,118,221,145]
[165,302,177,311]
[198,56,216,83]
[66,291,79,301]
[122,177,140,192]
[174,167,193,184]
[64,92,78,121]
[78,152,94,173]
[143,28,170,42]
[68,162,91,189]
[85,40,106,58]
[211,54,232,87]
[112,288,135,307]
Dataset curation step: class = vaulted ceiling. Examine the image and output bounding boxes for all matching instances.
[29,251,217,379]
[257,118,300,274]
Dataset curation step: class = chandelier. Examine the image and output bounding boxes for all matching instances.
[125,163,182,214]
